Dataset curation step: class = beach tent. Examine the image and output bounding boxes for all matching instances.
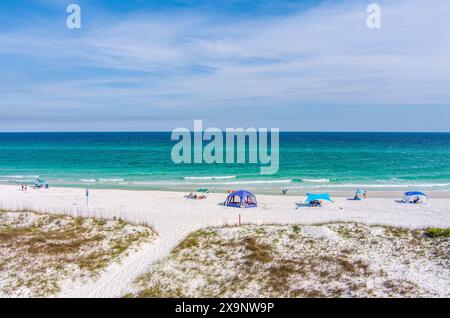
[224,190,257,208]
[403,191,427,204]
[305,193,334,203]
[353,189,367,200]
[34,178,49,189]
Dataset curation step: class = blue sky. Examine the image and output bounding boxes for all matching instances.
[0,0,449,132]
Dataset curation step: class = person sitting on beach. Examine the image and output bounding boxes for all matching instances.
[413,196,420,203]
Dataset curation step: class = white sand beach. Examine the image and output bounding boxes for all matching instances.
[0,184,449,298]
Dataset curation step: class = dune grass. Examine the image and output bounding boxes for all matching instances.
[424,228,450,238]
[0,210,155,297]
[134,223,449,298]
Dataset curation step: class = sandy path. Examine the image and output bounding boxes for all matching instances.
[0,184,449,298]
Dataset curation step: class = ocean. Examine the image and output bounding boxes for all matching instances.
[1,132,449,193]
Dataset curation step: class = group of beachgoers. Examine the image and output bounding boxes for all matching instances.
[19,178,49,191]
[184,193,207,200]
[305,189,427,207]
[306,189,427,207]
[183,187,427,209]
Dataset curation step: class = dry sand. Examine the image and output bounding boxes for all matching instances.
[0,184,449,298]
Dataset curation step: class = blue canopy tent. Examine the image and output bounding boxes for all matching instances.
[305,193,334,204]
[353,189,367,200]
[403,191,427,204]
[225,190,257,208]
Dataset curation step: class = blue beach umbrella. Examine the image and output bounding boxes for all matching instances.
[305,193,334,203]
[356,189,366,195]
[403,191,427,203]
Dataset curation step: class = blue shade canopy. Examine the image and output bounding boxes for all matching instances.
[404,191,426,196]
[356,189,367,194]
[305,193,333,202]
[225,190,257,208]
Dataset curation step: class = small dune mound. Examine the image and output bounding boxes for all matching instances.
[134,223,449,298]
[0,211,156,297]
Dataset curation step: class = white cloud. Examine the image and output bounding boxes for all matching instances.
[0,0,449,130]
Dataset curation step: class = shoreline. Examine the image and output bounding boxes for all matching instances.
[2,182,450,199]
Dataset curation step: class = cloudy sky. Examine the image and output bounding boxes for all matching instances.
[0,0,449,132]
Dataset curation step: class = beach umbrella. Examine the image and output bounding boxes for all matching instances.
[403,191,427,204]
[305,193,334,203]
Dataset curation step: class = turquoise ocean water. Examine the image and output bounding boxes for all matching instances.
[0,132,449,193]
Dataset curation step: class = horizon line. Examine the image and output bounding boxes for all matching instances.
[0,130,450,134]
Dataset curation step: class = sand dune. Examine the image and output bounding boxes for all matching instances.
[0,184,448,297]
